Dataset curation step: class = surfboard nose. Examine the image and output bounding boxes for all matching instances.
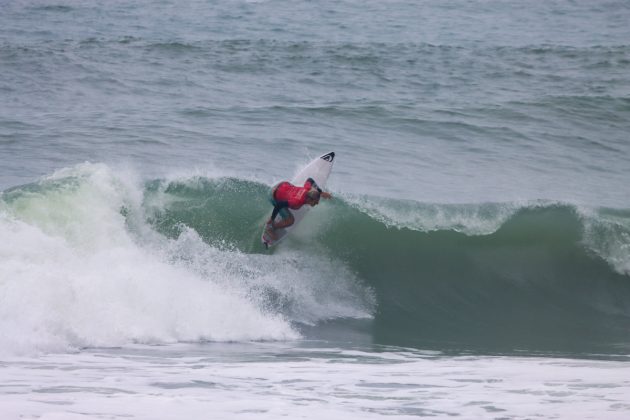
[321,152,335,162]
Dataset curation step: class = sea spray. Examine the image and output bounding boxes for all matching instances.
[0,164,377,355]
[0,164,295,355]
[579,206,630,276]
[340,193,524,235]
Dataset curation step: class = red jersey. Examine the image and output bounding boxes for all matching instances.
[273,179,316,209]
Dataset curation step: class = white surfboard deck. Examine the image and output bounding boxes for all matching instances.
[262,152,335,248]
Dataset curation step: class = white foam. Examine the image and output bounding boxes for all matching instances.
[0,163,375,356]
[342,193,525,235]
[164,227,375,325]
[578,206,630,276]
[0,164,297,355]
[2,344,630,420]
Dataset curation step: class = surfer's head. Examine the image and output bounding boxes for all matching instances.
[306,189,321,206]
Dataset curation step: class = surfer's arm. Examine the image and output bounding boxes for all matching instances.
[305,177,331,199]
[304,178,321,192]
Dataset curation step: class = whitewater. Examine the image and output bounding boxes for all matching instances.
[2,0,630,418]
[0,164,376,354]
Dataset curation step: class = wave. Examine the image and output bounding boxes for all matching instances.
[144,42,204,53]
[29,5,74,13]
[2,164,630,355]
[0,164,373,355]
[143,174,630,273]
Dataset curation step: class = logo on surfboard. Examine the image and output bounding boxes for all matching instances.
[321,152,335,162]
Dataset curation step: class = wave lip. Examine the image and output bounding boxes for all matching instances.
[581,206,630,276]
[341,193,527,235]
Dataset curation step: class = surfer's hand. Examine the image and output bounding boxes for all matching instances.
[321,192,332,199]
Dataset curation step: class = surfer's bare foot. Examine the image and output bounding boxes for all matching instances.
[265,221,277,241]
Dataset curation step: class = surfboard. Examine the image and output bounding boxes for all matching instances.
[261,152,335,248]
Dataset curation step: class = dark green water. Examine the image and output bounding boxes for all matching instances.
[144,176,630,354]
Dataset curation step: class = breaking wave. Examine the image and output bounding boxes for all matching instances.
[2,163,629,355]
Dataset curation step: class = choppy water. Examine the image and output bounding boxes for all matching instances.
[2,0,630,418]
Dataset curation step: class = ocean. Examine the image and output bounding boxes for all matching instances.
[1,0,630,418]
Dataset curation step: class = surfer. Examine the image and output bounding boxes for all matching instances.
[265,178,332,240]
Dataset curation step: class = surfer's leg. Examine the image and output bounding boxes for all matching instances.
[273,208,294,229]
[264,208,293,241]
[264,220,277,241]
[268,187,277,209]
[268,186,280,222]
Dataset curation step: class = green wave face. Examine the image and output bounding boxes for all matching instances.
[145,176,630,354]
